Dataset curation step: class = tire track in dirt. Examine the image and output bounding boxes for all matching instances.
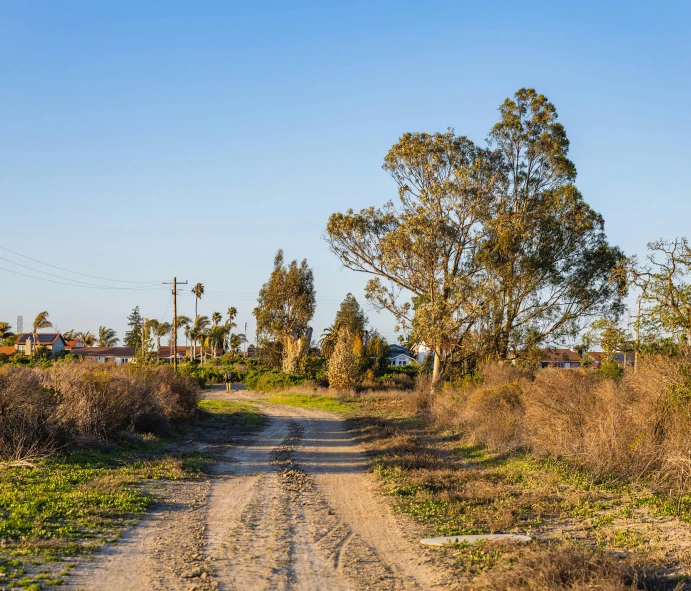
[67,388,451,590]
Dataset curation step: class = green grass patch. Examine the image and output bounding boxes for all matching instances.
[0,447,205,557]
[267,393,354,414]
[198,399,265,429]
[0,398,265,559]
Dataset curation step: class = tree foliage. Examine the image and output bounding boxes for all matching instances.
[97,326,119,347]
[629,238,691,342]
[327,328,360,393]
[335,293,368,336]
[254,250,316,370]
[79,331,96,347]
[326,89,624,390]
[481,88,625,360]
[124,306,143,350]
[0,322,14,346]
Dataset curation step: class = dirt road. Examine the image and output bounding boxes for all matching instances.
[68,388,450,591]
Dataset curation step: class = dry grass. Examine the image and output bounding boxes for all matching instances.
[0,362,200,462]
[470,543,640,591]
[432,354,691,498]
[346,366,691,589]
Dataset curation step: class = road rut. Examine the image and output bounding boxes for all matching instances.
[68,389,449,591]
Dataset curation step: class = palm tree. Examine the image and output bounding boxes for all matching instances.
[142,319,157,356]
[32,311,53,355]
[225,307,238,351]
[190,315,210,361]
[0,322,14,345]
[191,282,205,319]
[98,326,119,347]
[154,322,172,359]
[174,315,192,352]
[207,325,229,358]
[62,329,78,341]
[79,331,97,347]
[211,311,222,327]
[319,322,342,358]
[229,333,247,353]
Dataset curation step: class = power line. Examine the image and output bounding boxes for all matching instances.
[0,256,162,290]
[0,245,164,284]
[0,265,168,291]
[159,293,173,322]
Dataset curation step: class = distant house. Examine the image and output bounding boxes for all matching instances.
[586,351,635,368]
[387,344,418,367]
[14,333,67,356]
[0,346,16,357]
[540,348,582,369]
[64,339,84,352]
[157,346,193,361]
[388,352,418,367]
[540,348,635,369]
[70,347,136,365]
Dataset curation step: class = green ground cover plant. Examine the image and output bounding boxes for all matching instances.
[266,392,354,414]
[244,369,308,392]
[0,387,265,589]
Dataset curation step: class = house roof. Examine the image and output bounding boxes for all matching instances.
[0,346,16,356]
[71,347,136,358]
[65,339,83,349]
[157,346,190,357]
[387,353,417,362]
[15,333,65,346]
[540,348,582,363]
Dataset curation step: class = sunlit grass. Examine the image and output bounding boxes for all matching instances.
[267,392,355,414]
[198,399,265,428]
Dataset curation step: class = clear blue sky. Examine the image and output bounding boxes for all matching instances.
[2,1,690,343]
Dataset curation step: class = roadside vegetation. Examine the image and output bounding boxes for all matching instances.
[263,352,691,589]
[5,87,691,588]
[0,363,264,590]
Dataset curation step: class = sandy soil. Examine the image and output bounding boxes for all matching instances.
[67,388,453,591]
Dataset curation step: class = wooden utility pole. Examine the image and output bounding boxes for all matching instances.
[163,277,188,371]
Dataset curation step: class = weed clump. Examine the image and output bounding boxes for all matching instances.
[470,543,638,590]
[432,352,691,496]
[0,363,199,462]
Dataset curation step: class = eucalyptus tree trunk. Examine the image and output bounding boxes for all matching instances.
[431,351,443,393]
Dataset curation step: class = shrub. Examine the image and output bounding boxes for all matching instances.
[433,353,691,495]
[244,369,307,392]
[472,543,637,590]
[327,329,361,393]
[0,363,200,462]
[0,366,58,462]
[597,359,624,380]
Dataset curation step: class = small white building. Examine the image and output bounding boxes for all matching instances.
[387,353,418,367]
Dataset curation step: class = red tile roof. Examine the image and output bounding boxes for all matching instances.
[71,347,136,358]
[540,348,582,363]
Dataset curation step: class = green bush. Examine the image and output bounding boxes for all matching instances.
[597,359,624,380]
[244,369,307,392]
